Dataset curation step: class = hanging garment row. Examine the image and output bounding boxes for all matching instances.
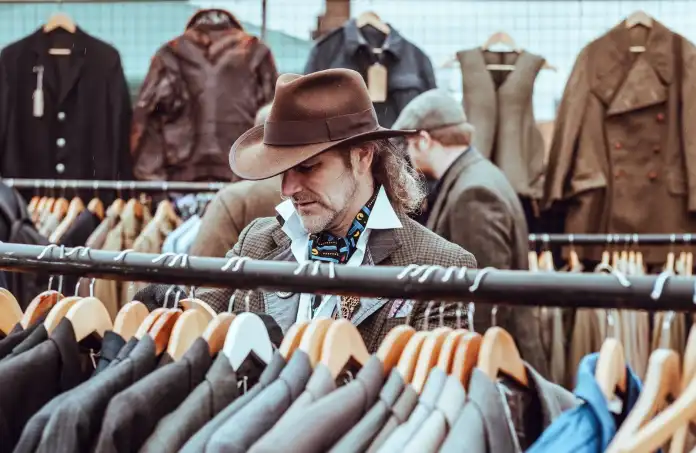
[0,246,694,453]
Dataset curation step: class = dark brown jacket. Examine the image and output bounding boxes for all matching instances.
[543,20,696,263]
[132,24,278,182]
[190,177,281,257]
[457,49,546,199]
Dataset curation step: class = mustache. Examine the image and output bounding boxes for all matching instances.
[281,193,322,205]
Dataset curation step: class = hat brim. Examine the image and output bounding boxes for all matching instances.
[229,125,417,181]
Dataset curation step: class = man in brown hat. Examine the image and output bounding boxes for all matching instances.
[139,69,477,351]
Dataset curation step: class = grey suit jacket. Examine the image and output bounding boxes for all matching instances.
[368,381,419,452]
[179,352,287,453]
[330,369,406,453]
[377,367,448,453]
[207,350,313,453]
[427,148,547,378]
[440,364,577,453]
[250,355,385,453]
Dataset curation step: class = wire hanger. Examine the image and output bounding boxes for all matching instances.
[355,11,390,35]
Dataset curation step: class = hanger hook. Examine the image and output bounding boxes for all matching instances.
[244,292,251,312]
[56,245,65,294]
[455,301,463,329]
[37,243,57,260]
[328,262,336,279]
[293,262,309,276]
[227,292,236,313]
[438,301,446,327]
[396,264,420,280]
[151,252,177,264]
[594,263,632,287]
[310,261,322,276]
[469,267,496,293]
[189,285,196,299]
[163,286,175,309]
[651,269,674,301]
[423,300,435,331]
[174,290,182,308]
[468,301,476,331]
[441,266,458,283]
[167,253,189,268]
[113,248,133,262]
[418,265,444,283]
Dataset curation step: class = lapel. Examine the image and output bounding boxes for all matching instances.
[31,27,87,105]
[427,149,483,230]
[525,362,573,427]
[467,369,518,452]
[591,20,673,116]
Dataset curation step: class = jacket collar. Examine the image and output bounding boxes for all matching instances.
[591,19,674,115]
[342,19,405,60]
[426,147,484,230]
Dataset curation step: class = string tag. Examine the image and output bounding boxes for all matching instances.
[32,66,44,118]
[367,62,388,102]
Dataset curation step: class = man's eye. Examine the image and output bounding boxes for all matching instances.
[297,164,316,173]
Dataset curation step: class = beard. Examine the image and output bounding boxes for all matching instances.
[285,174,359,235]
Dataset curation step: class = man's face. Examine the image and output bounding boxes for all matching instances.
[405,134,432,178]
[281,149,359,234]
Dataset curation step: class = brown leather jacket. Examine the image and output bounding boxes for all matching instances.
[131,24,278,182]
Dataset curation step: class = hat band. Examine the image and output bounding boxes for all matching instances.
[263,108,379,146]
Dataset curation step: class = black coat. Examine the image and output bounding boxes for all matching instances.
[0,27,133,186]
[304,20,436,127]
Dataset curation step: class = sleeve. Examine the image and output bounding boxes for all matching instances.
[131,52,186,181]
[252,43,279,110]
[108,53,134,180]
[189,194,241,258]
[420,52,437,91]
[679,37,696,211]
[541,46,592,210]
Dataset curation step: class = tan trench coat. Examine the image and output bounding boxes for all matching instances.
[543,20,696,263]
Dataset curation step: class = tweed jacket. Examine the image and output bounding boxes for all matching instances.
[426,148,548,378]
[190,176,281,257]
[457,49,546,199]
[190,211,477,352]
[543,20,696,263]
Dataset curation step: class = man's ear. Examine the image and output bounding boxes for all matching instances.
[416,130,432,152]
[351,143,375,175]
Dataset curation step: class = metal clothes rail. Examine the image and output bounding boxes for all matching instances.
[0,178,229,193]
[0,242,694,311]
[528,233,696,246]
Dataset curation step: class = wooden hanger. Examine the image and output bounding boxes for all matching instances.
[108,198,125,218]
[452,332,483,388]
[377,325,416,376]
[43,295,82,333]
[21,290,63,329]
[569,246,582,271]
[179,298,216,323]
[64,297,113,341]
[44,12,76,33]
[528,250,539,272]
[477,326,528,386]
[396,331,430,383]
[166,309,209,361]
[279,321,309,361]
[595,337,628,400]
[113,300,149,341]
[202,313,236,356]
[355,11,390,35]
[320,319,371,379]
[87,197,104,220]
[606,349,682,453]
[665,249,676,273]
[626,10,653,28]
[666,325,696,453]
[299,317,334,367]
[154,200,178,225]
[0,288,22,335]
[436,329,467,373]
[52,197,69,220]
[28,196,41,214]
[411,326,452,393]
[149,309,182,356]
[135,307,168,339]
[223,312,274,370]
[50,197,84,243]
[482,31,521,52]
[124,198,144,221]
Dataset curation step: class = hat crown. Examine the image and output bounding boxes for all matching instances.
[266,69,375,123]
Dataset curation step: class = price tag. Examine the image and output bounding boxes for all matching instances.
[367,63,388,102]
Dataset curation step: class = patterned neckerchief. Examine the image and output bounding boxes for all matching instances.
[307,190,379,265]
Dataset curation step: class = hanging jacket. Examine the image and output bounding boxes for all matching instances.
[132,23,278,182]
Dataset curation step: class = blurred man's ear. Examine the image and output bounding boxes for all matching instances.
[416,130,433,152]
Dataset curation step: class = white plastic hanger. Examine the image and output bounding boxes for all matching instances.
[222,294,273,370]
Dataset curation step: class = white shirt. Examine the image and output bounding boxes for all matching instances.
[275,186,402,322]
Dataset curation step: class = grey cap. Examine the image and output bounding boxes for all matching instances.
[392,89,468,131]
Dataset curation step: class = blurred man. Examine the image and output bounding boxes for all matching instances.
[393,89,548,377]
[190,104,281,257]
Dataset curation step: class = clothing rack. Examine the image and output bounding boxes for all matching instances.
[0,178,228,193]
[528,233,696,246]
[0,242,695,311]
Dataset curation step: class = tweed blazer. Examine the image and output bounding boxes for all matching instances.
[426,148,547,378]
[188,211,477,352]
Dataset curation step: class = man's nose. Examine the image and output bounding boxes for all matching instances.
[281,171,302,198]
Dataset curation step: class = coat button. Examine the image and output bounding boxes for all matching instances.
[648,171,658,180]
[56,138,66,148]
[614,142,623,150]
[55,163,65,174]
[656,113,665,122]
[57,112,66,121]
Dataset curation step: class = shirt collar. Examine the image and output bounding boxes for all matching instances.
[275,186,402,242]
[574,352,642,449]
[342,19,405,60]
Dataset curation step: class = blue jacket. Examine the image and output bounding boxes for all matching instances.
[526,353,641,452]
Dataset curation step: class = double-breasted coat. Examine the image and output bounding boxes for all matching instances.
[543,20,696,263]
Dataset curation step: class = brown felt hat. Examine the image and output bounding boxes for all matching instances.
[229,69,417,180]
